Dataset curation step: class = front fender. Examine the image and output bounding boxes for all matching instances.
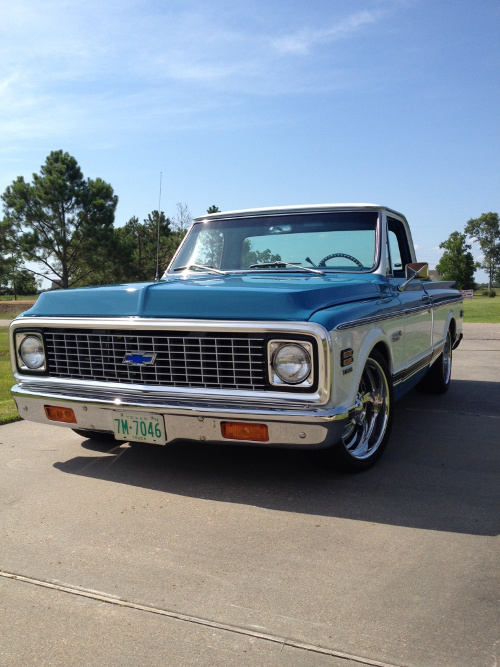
[311,300,401,409]
[326,322,396,411]
[344,328,393,407]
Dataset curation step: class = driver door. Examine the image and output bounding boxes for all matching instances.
[387,221,433,373]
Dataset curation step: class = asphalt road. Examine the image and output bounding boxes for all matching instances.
[1,325,499,667]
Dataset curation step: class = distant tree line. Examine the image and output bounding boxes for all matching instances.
[0,150,214,294]
[1,150,499,295]
[437,213,500,291]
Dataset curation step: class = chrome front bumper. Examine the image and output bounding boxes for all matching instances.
[11,383,352,450]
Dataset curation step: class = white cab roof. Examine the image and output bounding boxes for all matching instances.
[195,203,407,222]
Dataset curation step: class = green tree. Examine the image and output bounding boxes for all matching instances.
[241,241,282,268]
[495,264,500,287]
[116,211,185,282]
[0,256,16,293]
[436,232,477,290]
[465,212,500,291]
[8,268,41,298]
[0,218,40,297]
[71,228,132,287]
[0,217,16,288]
[207,205,220,214]
[1,150,118,288]
[197,229,225,267]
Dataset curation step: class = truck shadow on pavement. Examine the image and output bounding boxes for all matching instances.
[53,379,499,537]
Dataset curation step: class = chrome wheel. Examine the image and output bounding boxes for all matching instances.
[341,355,391,460]
[442,331,452,385]
[312,350,393,471]
[418,329,452,394]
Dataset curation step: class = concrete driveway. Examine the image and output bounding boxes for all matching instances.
[1,324,499,666]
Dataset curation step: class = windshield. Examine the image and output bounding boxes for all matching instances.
[167,211,379,274]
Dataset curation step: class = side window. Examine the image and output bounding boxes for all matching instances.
[387,230,404,276]
[387,218,411,277]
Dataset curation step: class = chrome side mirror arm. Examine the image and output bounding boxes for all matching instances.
[398,262,429,293]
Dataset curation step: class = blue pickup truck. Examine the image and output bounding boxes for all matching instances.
[10,204,463,471]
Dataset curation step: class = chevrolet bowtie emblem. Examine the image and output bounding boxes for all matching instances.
[123,352,157,366]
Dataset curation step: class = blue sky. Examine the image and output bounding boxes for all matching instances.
[1,0,498,279]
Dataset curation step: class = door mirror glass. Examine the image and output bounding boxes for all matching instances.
[405,262,429,279]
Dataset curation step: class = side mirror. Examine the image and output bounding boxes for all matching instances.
[405,262,429,279]
[398,262,429,292]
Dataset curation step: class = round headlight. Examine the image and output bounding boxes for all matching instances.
[273,344,311,384]
[19,335,45,369]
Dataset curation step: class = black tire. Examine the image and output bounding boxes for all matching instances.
[72,429,117,443]
[418,330,452,395]
[314,350,393,472]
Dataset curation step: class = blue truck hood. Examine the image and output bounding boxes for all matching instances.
[21,274,392,322]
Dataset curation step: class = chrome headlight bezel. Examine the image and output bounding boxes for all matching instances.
[15,332,46,372]
[268,340,314,387]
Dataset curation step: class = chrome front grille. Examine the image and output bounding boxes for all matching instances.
[44,330,267,390]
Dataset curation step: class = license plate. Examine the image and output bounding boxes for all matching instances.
[112,411,166,445]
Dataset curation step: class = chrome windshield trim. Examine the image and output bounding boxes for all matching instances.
[167,208,383,276]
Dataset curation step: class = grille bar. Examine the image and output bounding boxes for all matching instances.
[44,330,267,390]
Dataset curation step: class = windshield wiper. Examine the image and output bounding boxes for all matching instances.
[249,261,325,275]
[173,264,227,276]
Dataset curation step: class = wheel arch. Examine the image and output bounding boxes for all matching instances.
[371,340,392,371]
[315,337,394,472]
[342,330,394,408]
[448,317,457,343]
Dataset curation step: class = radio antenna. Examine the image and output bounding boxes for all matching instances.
[155,171,162,281]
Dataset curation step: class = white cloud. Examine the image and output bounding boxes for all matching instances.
[0,0,402,144]
[272,10,383,55]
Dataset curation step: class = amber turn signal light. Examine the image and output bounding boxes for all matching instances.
[44,405,77,424]
[221,422,269,442]
[341,348,354,367]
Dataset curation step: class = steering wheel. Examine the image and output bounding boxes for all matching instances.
[318,253,364,268]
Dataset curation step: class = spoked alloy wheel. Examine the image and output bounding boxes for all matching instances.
[342,355,390,460]
[418,329,452,394]
[441,331,452,386]
[315,350,393,472]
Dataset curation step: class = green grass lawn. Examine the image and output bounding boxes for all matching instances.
[0,327,20,424]
[0,296,498,426]
[0,294,38,301]
[463,296,500,323]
